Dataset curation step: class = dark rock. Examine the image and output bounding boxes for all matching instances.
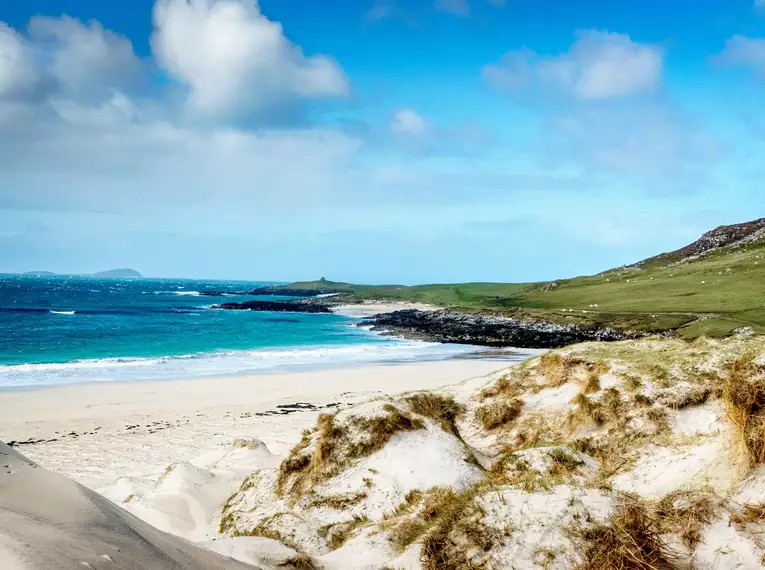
[213,299,332,314]
[363,309,634,349]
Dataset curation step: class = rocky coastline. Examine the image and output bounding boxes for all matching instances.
[212,299,333,313]
[213,298,636,348]
[361,308,634,348]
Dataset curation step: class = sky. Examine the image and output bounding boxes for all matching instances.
[1,0,765,283]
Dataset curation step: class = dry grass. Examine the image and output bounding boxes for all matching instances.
[570,494,672,570]
[405,393,466,435]
[646,407,670,433]
[633,393,653,407]
[278,406,424,496]
[389,518,428,551]
[722,351,765,467]
[280,554,317,569]
[475,398,523,430]
[418,487,496,570]
[570,432,647,483]
[730,503,765,527]
[657,383,710,410]
[307,491,367,510]
[539,353,609,388]
[583,371,601,394]
[324,515,370,550]
[383,489,424,523]
[572,387,624,427]
[547,447,585,478]
[245,513,310,556]
[479,372,528,401]
[655,490,717,551]
[385,486,498,568]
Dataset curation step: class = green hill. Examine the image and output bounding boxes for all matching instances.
[285,218,765,338]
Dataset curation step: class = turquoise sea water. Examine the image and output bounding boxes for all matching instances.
[0,275,475,388]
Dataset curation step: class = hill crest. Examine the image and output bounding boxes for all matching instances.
[632,217,765,268]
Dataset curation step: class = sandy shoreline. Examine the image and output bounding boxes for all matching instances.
[330,301,437,318]
[0,355,534,490]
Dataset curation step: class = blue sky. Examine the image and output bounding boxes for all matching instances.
[2,0,765,282]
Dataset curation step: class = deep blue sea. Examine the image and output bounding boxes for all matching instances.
[0,275,474,388]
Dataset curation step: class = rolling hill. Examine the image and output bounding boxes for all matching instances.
[283,218,765,338]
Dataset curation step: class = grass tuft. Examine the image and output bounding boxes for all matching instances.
[280,554,317,569]
[389,518,428,551]
[405,392,466,435]
[722,351,765,467]
[475,398,523,430]
[277,406,425,497]
[655,490,717,551]
[570,494,671,570]
[325,515,369,550]
[307,492,367,510]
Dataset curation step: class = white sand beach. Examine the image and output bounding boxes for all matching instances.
[331,302,438,318]
[0,356,528,490]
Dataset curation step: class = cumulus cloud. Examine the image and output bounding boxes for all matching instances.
[484,30,663,100]
[0,23,38,99]
[28,16,143,100]
[0,17,142,103]
[151,0,349,120]
[716,35,765,75]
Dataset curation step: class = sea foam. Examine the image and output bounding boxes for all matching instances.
[0,340,481,388]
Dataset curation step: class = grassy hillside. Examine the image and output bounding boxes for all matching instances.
[286,227,765,338]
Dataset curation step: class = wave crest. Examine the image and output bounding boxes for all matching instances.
[0,341,482,388]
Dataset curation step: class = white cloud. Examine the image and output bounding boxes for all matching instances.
[0,23,41,99]
[151,0,349,119]
[0,16,142,104]
[0,98,363,213]
[390,109,431,137]
[28,16,143,100]
[484,30,663,100]
[717,35,765,75]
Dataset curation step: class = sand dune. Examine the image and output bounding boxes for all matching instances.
[0,441,258,570]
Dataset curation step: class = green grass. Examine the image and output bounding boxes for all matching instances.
[286,239,765,338]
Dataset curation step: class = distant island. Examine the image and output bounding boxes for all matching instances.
[18,269,144,278]
[92,269,143,278]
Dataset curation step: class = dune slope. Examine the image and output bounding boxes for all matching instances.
[0,441,259,570]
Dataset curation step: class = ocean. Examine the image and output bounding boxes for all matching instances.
[0,275,476,389]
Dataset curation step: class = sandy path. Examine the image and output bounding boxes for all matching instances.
[0,356,532,490]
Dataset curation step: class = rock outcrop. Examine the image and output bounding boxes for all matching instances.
[364,309,632,348]
[631,217,765,268]
[213,300,333,314]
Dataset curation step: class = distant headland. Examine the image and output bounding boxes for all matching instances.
[19,268,144,278]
